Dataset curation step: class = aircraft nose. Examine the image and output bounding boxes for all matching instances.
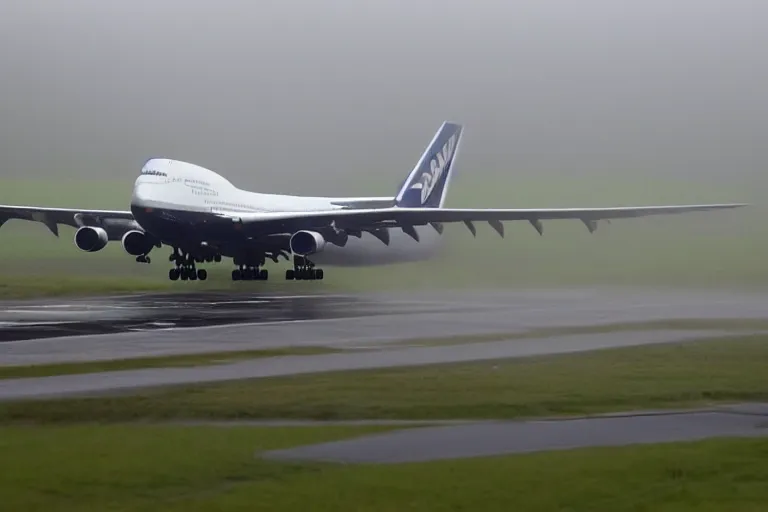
[131,181,154,206]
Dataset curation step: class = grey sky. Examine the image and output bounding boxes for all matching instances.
[0,0,765,195]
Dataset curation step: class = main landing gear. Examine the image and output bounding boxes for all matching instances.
[285,256,324,281]
[168,248,219,282]
[231,266,268,281]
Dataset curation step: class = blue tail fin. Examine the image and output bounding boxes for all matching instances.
[395,121,463,208]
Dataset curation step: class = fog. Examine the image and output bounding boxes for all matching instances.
[0,0,766,196]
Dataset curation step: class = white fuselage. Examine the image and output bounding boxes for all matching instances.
[129,158,443,266]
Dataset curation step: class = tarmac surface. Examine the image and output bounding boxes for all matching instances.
[0,287,766,401]
[1,287,768,365]
[263,403,768,464]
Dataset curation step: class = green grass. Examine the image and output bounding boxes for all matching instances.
[1,424,767,511]
[1,172,766,297]
[3,333,767,423]
[0,424,397,512]
[0,346,340,379]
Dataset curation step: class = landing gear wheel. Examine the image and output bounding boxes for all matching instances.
[232,269,241,281]
[197,269,207,281]
[285,266,323,280]
[169,268,180,281]
[259,269,268,281]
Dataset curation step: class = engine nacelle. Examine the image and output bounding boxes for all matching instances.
[74,226,109,252]
[289,230,327,256]
[121,230,155,256]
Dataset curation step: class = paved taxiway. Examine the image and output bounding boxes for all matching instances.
[263,403,768,464]
[0,329,739,400]
[0,287,767,401]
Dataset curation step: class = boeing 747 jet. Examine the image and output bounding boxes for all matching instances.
[0,122,746,282]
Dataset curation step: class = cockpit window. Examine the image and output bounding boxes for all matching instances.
[141,169,167,177]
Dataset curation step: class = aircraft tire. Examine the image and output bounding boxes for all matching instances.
[197,269,207,281]
[169,269,180,281]
[285,269,294,280]
[232,269,241,281]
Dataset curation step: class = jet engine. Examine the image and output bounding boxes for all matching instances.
[289,230,327,256]
[74,226,109,252]
[121,230,155,256]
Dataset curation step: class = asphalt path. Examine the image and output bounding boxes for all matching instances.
[263,403,768,464]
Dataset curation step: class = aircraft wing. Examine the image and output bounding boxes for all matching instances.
[228,203,748,239]
[0,205,135,236]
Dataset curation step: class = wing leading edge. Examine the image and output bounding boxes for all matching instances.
[229,203,748,239]
[0,205,135,236]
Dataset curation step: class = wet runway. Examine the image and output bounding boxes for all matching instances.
[0,292,446,342]
[1,287,768,366]
[263,403,768,464]
[0,287,767,400]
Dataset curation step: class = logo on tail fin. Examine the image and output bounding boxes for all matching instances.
[417,133,458,204]
[395,122,463,208]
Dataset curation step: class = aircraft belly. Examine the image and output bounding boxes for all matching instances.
[132,204,445,267]
[132,206,221,248]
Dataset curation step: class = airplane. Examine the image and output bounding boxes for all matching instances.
[0,121,747,283]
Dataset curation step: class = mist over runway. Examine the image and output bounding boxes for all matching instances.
[0,287,767,401]
[1,288,768,365]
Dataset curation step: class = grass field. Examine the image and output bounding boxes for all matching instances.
[3,328,768,510]
[3,332,767,423]
[0,172,765,297]
[1,424,767,511]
